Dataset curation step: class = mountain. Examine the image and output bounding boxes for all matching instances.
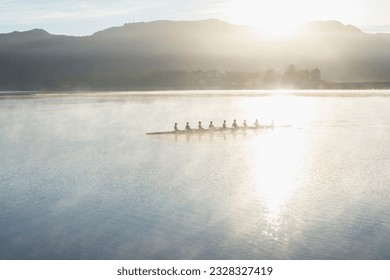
[298,20,363,34]
[363,24,390,34]
[1,19,390,90]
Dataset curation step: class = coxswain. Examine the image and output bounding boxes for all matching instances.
[222,120,227,129]
[198,121,203,129]
[232,119,238,128]
[174,123,179,131]
[185,122,191,130]
[254,119,259,128]
[243,120,248,128]
[209,121,215,129]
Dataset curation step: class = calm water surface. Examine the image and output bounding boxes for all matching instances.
[1,90,390,259]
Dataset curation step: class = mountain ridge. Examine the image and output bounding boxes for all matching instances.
[1,19,390,90]
[0,20,376,38]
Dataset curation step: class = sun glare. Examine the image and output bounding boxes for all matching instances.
[238,95,315,218]
[255,24,297,39]
[228,0,301,39]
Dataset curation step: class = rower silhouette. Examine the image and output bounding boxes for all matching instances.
[222,120,227,129]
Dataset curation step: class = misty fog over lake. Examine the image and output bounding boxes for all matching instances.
[1,90,390,259]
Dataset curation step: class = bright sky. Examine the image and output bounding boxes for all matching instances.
[1,0,390,35]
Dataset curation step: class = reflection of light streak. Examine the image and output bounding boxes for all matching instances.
[248,130,307,240]
[238,95,316,127]
[236,95,315,220]
[255,132,305,212]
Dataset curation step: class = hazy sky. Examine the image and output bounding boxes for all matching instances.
[1,0,390,35]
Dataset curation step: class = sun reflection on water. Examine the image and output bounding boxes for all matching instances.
[230,95,316,242]
[237,95,317,128]
[248,127,308,240]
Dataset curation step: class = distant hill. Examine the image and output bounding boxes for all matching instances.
[1,19,390,90]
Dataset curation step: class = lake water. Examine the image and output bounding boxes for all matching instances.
[1,90,390,260]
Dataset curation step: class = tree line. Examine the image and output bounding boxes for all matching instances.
[1,64,323,91]
[53,65,322,90]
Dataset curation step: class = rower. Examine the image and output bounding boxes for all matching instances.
[185,122,191,130]
[232,119,238,128]
[254,119,259,128]
[222,120,227,129]
[243,120,248,128]
[198,121,204,129]
[209,121,215,129]
[174,123,179,131]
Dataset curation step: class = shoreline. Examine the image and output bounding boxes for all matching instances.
[1,88,390,98]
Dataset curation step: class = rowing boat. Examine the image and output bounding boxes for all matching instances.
[146,125,289,135]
